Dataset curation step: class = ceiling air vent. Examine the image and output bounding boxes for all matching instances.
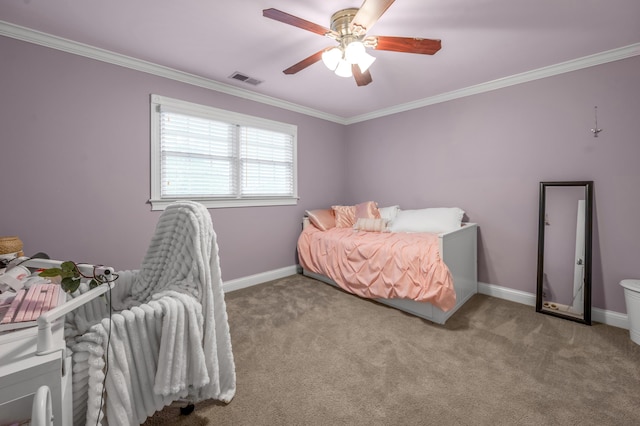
[229,72,263,86]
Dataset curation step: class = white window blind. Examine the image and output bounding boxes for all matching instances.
[161,111,237,198]
[240,126,295,197]
[150,95,297,210]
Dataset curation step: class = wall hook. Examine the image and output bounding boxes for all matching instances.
[590,106,603,137]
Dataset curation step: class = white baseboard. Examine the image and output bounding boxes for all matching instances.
[223,271,630,330]
[223,265,299,293]
[478,282,536,306]
[479,281,629,330]
[592,307,629,330]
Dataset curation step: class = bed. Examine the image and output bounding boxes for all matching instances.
[297,203,478,324]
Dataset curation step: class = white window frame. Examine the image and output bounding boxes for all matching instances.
[149,94,298,210]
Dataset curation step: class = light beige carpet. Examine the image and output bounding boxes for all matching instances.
[145,274,640,425]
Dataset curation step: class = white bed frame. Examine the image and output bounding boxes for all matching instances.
[301,220,478,325]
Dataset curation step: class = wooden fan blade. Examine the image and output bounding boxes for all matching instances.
[351,0,395,32]
[263,8,331,36]
[283,50,325,74]
[352,65,373,86]
[373,36,442,55]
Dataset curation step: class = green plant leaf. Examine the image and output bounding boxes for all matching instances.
[61,276,81,293]
[39,268,63,277]
[89,279,99,289]
[61,261,79,278]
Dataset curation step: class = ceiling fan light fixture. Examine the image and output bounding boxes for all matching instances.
[356,51,376,73]
[264,3,443,87]
[344,41,366,64]
[322,47,342,71]
[334,59,353,78]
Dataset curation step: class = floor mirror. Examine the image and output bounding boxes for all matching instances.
[536,181,593,325]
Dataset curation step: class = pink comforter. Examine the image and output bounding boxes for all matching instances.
[297,226,456,311]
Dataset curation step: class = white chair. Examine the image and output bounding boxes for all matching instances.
[65,201,236,425]
[31,385,54,426]
[1,201,236,426]
[0,385,53,426]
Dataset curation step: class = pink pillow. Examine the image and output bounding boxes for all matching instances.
[305,209,335,231]
[355,201,381,219]
[332,205,356,228]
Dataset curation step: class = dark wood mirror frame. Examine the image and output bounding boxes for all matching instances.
[536,181,593,325]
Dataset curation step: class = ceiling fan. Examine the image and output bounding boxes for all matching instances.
[263,0,441,87]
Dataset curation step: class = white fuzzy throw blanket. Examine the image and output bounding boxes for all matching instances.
[66,201,236,425]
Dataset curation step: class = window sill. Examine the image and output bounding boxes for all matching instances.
[149,197,298,211]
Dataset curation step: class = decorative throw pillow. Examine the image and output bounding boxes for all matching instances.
[378,205,400,223]
[388,207,465,234]
[305,209,335,231]
[332,205,356,228]
[354,201,381,219]
[353,218,389,232]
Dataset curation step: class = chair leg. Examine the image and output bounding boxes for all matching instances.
[179,403,195,416]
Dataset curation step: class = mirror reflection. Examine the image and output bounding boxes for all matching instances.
[536,181,593,324]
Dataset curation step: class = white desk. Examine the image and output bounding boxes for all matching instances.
[0,320,71,426]
[0,259,116,425]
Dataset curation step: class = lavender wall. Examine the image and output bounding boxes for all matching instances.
[2,35,639,314]
[0,37,347,281]
[344,55,640,313]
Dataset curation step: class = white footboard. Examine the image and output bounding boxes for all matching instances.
[302,223,478,325]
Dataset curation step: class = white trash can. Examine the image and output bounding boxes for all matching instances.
[620,279,640,345]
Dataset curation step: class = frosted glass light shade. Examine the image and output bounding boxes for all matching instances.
[356,51,376,72]
[334,59,353,78]
[344,41,366,64]
[322,47,342,71]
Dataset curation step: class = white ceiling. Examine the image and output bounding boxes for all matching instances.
[1,0,640,120]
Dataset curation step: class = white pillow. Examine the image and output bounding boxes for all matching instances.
[378,205,400,222]
[388,207,465,234]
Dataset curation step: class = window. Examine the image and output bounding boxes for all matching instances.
[150,95,297,210]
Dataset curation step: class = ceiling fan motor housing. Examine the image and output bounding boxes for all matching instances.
[330,8,363,44]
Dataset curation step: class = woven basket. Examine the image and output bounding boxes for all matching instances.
[0,236,24,256]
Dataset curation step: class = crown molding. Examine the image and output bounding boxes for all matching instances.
[345,43,640,124]
[1,20,638,126]
[0,20,348,125]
